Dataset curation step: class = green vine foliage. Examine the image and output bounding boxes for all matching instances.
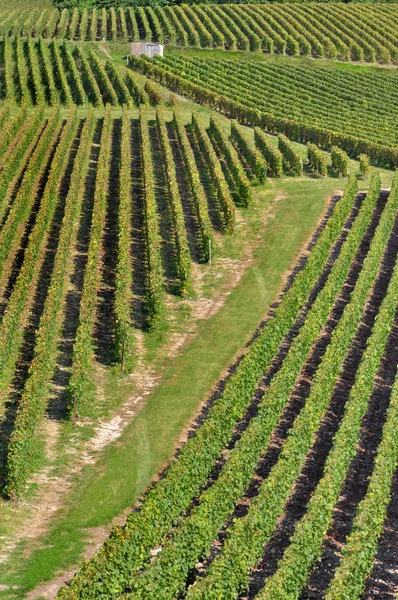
[58,176,359,600]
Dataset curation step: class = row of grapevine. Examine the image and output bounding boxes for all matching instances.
[278,132,303,175]
[191,113,236,232]
[208,116,252,206]
[230,120,267,183]
[62,42,87,104]
[307,141,327,176]
[51,40,73,104]
[66,107,113,417]
[58,177,359,599]
[208,117,366,186]
[88,49,118,106]
[156,110,191,294]
[359,154,371,177]
[114,107,134,368]
[140,109,165,329]
[131,55,398,167]
[1,4,398,63]
[73,44,102,106]
[0,37,150,107]
[38,37,58,105]
[254,127,283,177]
[331,145,350,176]
[172,112,213,262]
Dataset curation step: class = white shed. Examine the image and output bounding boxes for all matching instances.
[130,42,164,59]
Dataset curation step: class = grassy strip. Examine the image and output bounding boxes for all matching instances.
[0,110,60,281]
[0,110,75,397]
[259,177,398,599]
[172,111,213,262]
[140,109,165,329]
[209,115,251,206]
[186,174,397,600]
[6,111,96,500]
[124,175,380,598]
[156,109,191,294]
[58,178,357,599]
[66,107,112,417]
[191,112,235,232]
[231,120,267,183]
[114,107,134,368]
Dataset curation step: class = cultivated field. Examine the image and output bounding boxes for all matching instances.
[0,2,397,600]
[132,54,398,164]
[0,38,154,106]
[59,171,398,599]
[1,4,398,64]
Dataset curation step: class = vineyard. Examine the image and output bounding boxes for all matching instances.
[132,55,398,166]
[56,171,398,599]
[0,99,387,501]
[0,0,398,598]
[0,105,300,500]
[1,3,398,63]
[0,38,154,106]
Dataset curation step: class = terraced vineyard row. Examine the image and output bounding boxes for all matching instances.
[132,55,398,167]
[0,37,154,106]
[57,171,398,600]
[0,106,277,500]
[1,3,398,63]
